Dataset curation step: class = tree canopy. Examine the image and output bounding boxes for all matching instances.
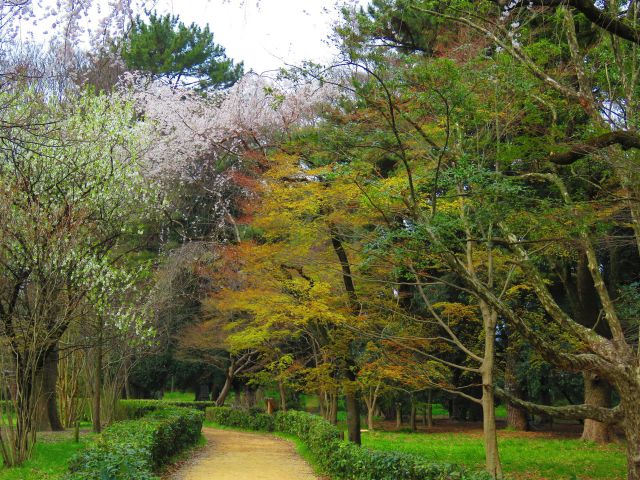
[122,12,243,90]
[2,1,640,479]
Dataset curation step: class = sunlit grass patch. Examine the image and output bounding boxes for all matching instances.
[162,390,196,402]
[362,430,626,480]
[0,432,94,480]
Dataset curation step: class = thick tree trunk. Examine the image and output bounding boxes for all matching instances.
[42,346,63,431]
[427,390,434,427]
[620,389,640,480]
[345,384,361,445]
[34,374,50,431]
[395,402,402,429]
[505,335,529,431]
[507,402,529,431]
[581,373,612,443]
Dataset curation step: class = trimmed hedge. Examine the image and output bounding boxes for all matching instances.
[117,399,215,420]
[205,407,492,480]
[67,407,203,480]
[277,410,493,480]
[205,406,275,431]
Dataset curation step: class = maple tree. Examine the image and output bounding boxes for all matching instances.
[190,2,640,477]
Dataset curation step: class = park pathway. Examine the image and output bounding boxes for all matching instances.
[171,427,319,480]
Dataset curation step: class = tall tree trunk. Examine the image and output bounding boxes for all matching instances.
[278,380,287,412]
[367,404,375,430]
[92,321,103,434]
[581,373,612,443]
[364,385,378,431]
[43,346,63,431]
[319,390,326,418]
[395,402,402,429]
[34,372,50,431]
[505,348,529,431]
[620,385,640,480]
[574,254,612,443]
[330,393,338,425]
[482,367,502,479]
[329,226,361,444]
[480,303,503,479]
[410,394,417,431]
[427,390,434,427]
[215,371,233,407]
[123,363,131,400]
[345,371,361,445]
[482,371,502,479]
[506,402,529,431]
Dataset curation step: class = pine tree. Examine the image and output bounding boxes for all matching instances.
[122,12,243,90]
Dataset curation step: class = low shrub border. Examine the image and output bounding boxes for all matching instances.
[205,407,492,480]
[67,407,204,480]
[117,399,216,420]
[205,406,275,431]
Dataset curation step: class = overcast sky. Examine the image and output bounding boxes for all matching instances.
[15,0,368,74]
[153,0,369,73]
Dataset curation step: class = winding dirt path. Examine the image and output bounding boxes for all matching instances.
[171,427,319,480]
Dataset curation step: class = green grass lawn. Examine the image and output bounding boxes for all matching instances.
[363,430,626,480]
[300,394,502,420]
[162,390,196,402]
[0,433,93,480]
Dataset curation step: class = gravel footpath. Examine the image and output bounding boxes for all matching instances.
[169,427,319,480]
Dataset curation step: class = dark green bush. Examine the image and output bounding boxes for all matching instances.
[205,406,275,431]
[0,400,14,413]
[117,399,215,420]
[273,410,492,480]
[67,407,203,480]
